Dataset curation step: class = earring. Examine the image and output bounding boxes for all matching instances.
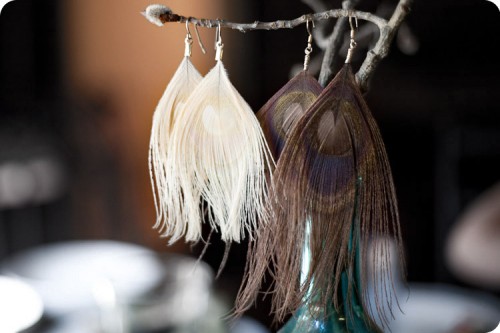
[256,19,323,160]
[235,18,323,316]
[237,15,404,332]
[149,20,204,243]
[169,23,274,244]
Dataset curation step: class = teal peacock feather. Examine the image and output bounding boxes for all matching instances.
[279,178,377,333]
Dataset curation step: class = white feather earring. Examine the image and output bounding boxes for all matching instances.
[170,23,274,244]
[149,21,203,243]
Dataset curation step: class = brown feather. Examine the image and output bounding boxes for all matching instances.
[234,70,322,317]
[257,70,323,159]
[236,64,404,328]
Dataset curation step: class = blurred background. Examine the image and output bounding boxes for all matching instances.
[0,0,499,332]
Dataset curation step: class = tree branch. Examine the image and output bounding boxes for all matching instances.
[356,0,413,92]
[142,5,387,32]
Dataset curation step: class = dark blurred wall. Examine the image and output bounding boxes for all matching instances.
[0,0,72,254]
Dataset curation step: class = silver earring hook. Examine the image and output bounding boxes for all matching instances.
[193,24,206,54]
[349,14,358,32]
[306,18,314,38]
[345,14,358,64]
[185,19,191,37]
[303,18,314,71]
[215,21,224,61]
[184,19,193,57]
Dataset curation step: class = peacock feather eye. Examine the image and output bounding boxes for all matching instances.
[257,70,323,160]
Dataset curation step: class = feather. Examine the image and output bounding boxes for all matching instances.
[235,70,322,316]
[257,70,323,159]
[148,56,202,243]
[237,64,404,330]
[169,60,274,243]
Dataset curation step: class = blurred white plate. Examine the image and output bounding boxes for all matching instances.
[0,275,44,332]
[1,240,164,317]
[389,283,500,333]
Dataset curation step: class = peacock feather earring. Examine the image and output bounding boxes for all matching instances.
[256,20,323,160]
[169,23,274,244]
[236,20,323,316]
[149,21,204,243]
[236,16,405,332]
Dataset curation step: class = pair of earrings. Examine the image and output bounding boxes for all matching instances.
[149,22,273,247]
[236,17,404,332]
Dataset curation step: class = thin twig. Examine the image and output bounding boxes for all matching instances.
[142,5,387,32]
[356,0,413,91]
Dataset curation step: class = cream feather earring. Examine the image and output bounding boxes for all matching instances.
[169,23,274,244]
[149,21,204,243]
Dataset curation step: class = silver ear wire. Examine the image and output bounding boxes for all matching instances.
[303,18,314,71]
[215,21,224,61]
[345,14,358,64]
[184,19,193,57]
[193,24,206,54]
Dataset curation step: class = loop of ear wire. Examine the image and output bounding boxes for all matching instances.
[303,19,314,71]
